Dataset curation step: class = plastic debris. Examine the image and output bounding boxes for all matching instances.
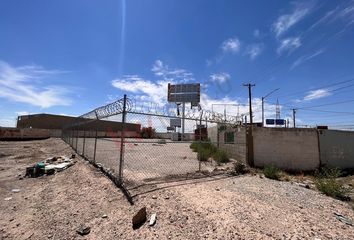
[25,155,75,178]
[334,213,353,226]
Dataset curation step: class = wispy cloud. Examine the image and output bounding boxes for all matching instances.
[245,44,264,60]
[151,60,194,82]
[221,37,241,54]
[210,73,230,84]
[272,2,314,37]
[291,49,325,69]
[303,89,331,101]
[277,37,301,55]
[0,61,71,108]
[311,2,354,31]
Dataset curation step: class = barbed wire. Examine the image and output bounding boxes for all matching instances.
[127,98,243,124]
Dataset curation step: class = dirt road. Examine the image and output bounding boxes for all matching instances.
[1,138,353,239]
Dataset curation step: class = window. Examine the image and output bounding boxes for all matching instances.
[224,132,234,144]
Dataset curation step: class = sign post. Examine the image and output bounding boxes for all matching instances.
[167,83,200,141]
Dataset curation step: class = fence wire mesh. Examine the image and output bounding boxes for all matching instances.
[62,95,247,197]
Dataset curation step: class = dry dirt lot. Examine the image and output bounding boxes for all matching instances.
[1,138,354,239]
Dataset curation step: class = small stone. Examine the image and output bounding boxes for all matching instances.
[102,214,108,218]
[164,196,170,200]
[132,207,147,229]
[215,188,220,191]
[77,225,90,236]
[152,195,157,199]
[4,197,12,201]
[11,189,20,193]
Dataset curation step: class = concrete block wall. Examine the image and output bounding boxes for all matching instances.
[253,127,320,171]
[319,129,354,169]
[207,125,247,163]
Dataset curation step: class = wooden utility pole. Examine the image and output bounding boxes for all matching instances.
[243,83,255,167]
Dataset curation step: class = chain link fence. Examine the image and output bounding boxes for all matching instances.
[62,95,247,198]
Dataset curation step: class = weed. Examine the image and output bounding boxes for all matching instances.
[263,165,280,180]
[213,149,230,164]
[315,168,349,200]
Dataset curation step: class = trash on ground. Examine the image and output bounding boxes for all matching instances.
[11,189,20,193]
[77,225,90,236]
[149,213,157,226]
[4,197,13,201]
[132,207,147,229]
[25,155,75,178]
[334,212,353,226]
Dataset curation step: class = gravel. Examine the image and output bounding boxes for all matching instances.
[0,138,353,239]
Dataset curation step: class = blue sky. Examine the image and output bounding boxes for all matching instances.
[1,0,354,129]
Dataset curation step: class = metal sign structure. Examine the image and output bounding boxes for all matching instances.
[167,83,201,141]
[266,119,285,125]
[167,83,200,103]
[170,118,181,128]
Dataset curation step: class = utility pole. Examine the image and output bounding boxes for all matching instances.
[261,88,279,127]
[243,83,255,167]
[292,108,297,128]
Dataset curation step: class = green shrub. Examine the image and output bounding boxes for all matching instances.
[213,149,230,164]
[197,148,212,161]
[263,165,280,180]
[315,168,348,200]
[190,142,199,152]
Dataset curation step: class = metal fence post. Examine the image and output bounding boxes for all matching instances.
[75,129,78,151]
[82,127,86,156]
[93,120,98,163]
[198,113,202,171]
[118,94,127,182]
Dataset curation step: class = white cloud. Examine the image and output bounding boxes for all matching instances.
[303,89,331,101]
[291,49,324,69]
[277,37,301,55]
[221,38,241,53]
[16,111,30,116]
[210,73,230,83]
[245,44,264,60]
[0,61,71,108]
[112,75,169,105]
[0,118,16,127]
[151,60,194,82]
[272,2,313,37]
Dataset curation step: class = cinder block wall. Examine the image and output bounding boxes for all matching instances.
[319,129,354,169]
[207,125,247,163]
[253,127,320,171]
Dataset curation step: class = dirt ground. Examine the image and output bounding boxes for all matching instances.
[1,138,354,239]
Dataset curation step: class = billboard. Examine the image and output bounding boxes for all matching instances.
[266,119,285,125]
[167,83,200,103]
